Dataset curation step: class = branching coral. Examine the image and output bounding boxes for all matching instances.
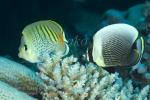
[38,56,150,100]
[0,2,150,99]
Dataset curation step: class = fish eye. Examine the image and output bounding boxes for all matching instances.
[24,44,28,51]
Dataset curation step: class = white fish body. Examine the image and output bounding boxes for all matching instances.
[91,23,144,67]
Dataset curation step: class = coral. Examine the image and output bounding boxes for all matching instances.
[0,2,150,100]
[126,3,145,25]
[0,81,36,100]
[0,56,45,95]
[38,56,150,100]
[100,9,128,28]
[134,1,150,35]
[99,1,150,30]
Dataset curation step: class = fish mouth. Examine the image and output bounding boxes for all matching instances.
[18,52,31,63]
[18,51,24,59]
[18,47,23,58]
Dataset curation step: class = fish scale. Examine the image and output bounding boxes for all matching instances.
[18,20,69,63]
[91,23,144,67]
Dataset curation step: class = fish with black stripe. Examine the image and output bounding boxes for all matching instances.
[87,23,144,68]
[18,20,69,63]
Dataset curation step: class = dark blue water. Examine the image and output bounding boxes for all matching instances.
[0,0,145,59]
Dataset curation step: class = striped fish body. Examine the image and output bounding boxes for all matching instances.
[18,20,69,63]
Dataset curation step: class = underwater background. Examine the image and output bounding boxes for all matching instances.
[0,0,150,100]
[0,0,145,58]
